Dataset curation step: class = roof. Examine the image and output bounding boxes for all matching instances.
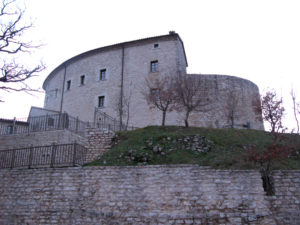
[43,32,188,90]
[188,73,259,89]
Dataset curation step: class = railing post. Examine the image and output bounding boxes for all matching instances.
[28,145,33,169]
[55,113,61,130]
[75,117,79,132]
[57,113,61,129]
[10,150,15,169]
[58,113,65,130]
[27,117,30,134]
[39,115,42,132]
[62,113,66,130]
[104,112,107,129]
[45,115,48,131]
[12,117,16,134]
[50,143,57,168]
[114,119,116,132]
[93,107,97,127]
[73,142,77,166]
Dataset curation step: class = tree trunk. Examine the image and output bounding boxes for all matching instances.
[184,111,190,127]
[292,99,299,133]
[162,110,166,126]
[260,166,274,196]
[230,112,234,128]
[119,116,123,130]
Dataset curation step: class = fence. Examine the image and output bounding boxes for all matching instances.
[0,143,86,169]
[28,113,88,136]
[0,110,138,137]
[0,118,28,135]
[0,113,88,136]
[94,108,137,132]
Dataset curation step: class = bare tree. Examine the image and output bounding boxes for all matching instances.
[252,94,263,123]
[260,90,285,133]
[115,83,133,130]
[246,91,292,196]
[174,74,211,127]
[291,88,299,133]
[0,0,45,101]
[143,76,176,126]
[123,90,132,129]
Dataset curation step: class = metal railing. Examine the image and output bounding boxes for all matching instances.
[0,110,138,137]
[27,113,88,136]
[0,143,86,169]
[0,118,28,135]
[0,113,88,136]
[94,108,138,132]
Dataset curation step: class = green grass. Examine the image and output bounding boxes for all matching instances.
[85,126,300,169]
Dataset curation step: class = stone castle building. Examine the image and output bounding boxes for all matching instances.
[42,32,263,130]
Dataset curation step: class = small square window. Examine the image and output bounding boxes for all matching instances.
[80,75,85,85]
[6,125,13,134]
[151,89,159,100]
[150,60,159,73]
[98,96,105,107]
[100,69,106,81]
[154,43,159,49]
[66,80,71,90]
[48,117,54,126]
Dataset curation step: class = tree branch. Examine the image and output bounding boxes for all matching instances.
[0,0,45,101]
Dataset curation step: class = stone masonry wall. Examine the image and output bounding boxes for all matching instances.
[187,74,263,130]
[265,170,300,224]
[0,165,284,225]
[85,128,114,162]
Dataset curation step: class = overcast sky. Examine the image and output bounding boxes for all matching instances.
[1,0,299,130]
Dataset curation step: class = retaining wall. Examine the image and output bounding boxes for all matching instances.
[266,170,300,224]
[0,128,115,168]
[85,128,114,162]
[2,165,299,224]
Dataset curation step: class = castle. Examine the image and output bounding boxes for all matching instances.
[40,32,263,130]
[1,34,300,225]
[0,32,264,162]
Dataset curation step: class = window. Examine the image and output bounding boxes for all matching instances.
[154,43,159,49]
[48,117,54,127]
[150,60,159,73]
[100,69,106,80]
[151,89,159,100]
[98,96,105,107]
[6,125,13,134]
[80,75,85,85]
[66,80,71,90]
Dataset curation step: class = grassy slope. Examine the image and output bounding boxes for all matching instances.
[86,126,300,169]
